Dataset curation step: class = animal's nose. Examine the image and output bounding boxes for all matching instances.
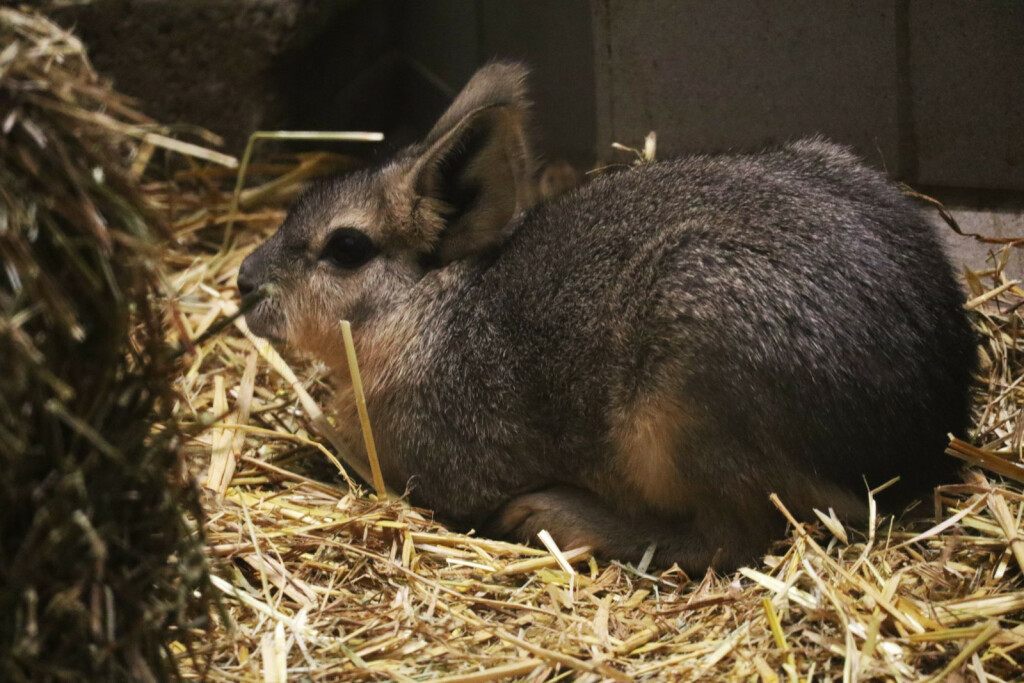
[237,260,257,298]
[237,274,256,298]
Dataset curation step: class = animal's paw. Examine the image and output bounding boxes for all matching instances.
[491,488,607,553]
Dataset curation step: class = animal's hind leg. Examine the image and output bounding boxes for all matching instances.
[489,485,773,575]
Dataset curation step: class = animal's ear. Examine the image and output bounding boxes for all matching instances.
[409,63,535,265]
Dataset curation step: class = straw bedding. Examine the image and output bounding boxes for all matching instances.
[4,7,1023,681]
[165,152,1024,680]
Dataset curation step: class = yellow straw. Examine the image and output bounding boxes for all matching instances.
[340,320,388,499]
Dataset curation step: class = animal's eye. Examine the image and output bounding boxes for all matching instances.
[319,228,378,269]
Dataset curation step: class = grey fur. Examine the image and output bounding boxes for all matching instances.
[238,64,975,574]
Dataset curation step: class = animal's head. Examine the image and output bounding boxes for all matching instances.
[238,63,535,353]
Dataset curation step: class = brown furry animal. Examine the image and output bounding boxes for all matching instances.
[238,63,975,574]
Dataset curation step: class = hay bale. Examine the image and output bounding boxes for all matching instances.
[0,9,215,681]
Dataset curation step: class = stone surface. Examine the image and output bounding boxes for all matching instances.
[592,0,901,169]
[909,1,1024,190]
[55,1,1024,192]
[931,191,1024,276]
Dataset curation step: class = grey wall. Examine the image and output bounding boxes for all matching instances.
[56,0,1024,192]
[910,2,1024,189]
[592,0,1024,190]
[593,1,902,168]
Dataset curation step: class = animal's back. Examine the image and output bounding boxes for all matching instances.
[477,139,974,515]
[239,60,976,571]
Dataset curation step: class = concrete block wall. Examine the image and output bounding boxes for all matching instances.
[592,0,1024,191]
[593,1,902,170]
[909,1,1024,190]
[56,0,1024,196]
